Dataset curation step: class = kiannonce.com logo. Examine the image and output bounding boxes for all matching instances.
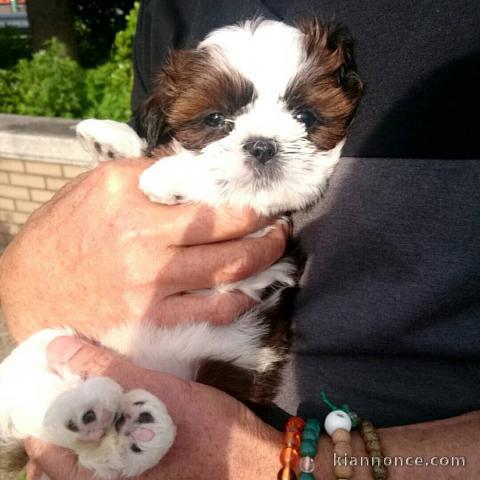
[333,453,467,468]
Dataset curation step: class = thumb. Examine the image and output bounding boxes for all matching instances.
[26,438,92,480]
[46,335,191,410]
[47,335,133,382]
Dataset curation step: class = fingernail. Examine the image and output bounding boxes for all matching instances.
[47,336,85,366]
[276,217,292,234]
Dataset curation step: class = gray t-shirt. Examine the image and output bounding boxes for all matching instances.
[132,0,480,427]
[279,159,480,427]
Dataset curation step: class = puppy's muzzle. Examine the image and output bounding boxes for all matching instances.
[243,138,279,164]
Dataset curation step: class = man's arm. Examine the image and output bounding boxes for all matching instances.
[0,158,287,341]
[26,335,282,480]
[27,336,480,480]
[317,411,480,480]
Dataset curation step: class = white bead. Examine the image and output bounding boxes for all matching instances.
[300,456,315,473]
[324,410,352,436]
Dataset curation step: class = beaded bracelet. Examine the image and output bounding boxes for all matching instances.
[360,420,387,480]
[298,418,321,479]
[278,416,304,480]
[321,392,388,480]
[279,397,388,480]
[279,417,321,480]
[325,409,354,479]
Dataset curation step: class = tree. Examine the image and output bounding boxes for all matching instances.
[26,0,77,59]
[73,0,134,67]
[25,0,135,67]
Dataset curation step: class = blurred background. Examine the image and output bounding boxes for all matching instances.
[0,0,138,121]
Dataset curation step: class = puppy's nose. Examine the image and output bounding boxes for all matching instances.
[243,138,278,164]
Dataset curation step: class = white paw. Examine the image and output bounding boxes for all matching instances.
[115,389,175,476]
[77,389,176,479]
[76,119,147,162]
[43,377,123,447]
[139,159,191,205]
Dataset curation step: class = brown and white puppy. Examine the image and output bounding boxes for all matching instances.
[77,16,362,400]
[79,18,362,214]
[134,18,362,214]
[0,18,362,479]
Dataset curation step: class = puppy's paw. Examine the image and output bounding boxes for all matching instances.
[138,158,192,205]
[214,257,298,300]
[115,389,176,477]
[43,377,123,447]
[77,389,176,479]
[76,119,146,162]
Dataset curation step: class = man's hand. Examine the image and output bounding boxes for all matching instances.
[0,158,288,341]
[26,335,283,480]
[26,337,480,480]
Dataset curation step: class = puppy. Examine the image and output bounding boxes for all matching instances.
[0,18,362,479]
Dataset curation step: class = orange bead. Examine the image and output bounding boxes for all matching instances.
[280,447,299,468]
[286,416,305,432]
[284,430,301,449]
[277,467,297,480]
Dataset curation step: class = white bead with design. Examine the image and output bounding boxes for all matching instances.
[324,410,352,436]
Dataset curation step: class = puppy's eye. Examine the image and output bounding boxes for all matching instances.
[204,112,226,127]
[294,109,318,129]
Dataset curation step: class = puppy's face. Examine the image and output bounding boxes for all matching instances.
[137,19,362,212]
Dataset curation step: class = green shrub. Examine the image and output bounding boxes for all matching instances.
[85,60,132,120]
[15,39,87,118]
[0,39,86,118]
[0,68,20,113]
[85,1,138,120]
[0,2,139,121]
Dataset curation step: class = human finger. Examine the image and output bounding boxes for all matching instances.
[169,218,289,290]
[25,439,92,480]
[45,337,187,407]
[90,159,276,246]
[154,290,257,326]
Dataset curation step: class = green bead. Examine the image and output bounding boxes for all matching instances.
[304,423,320,435]
[301,429,319,442]
[305,418,321,434]
[300,439,318,457]
[299,473,315,480]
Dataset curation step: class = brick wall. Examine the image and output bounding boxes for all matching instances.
[0,114,95,252]
[0,158,89,249]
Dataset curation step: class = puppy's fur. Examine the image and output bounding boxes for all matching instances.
[0,18,362,479]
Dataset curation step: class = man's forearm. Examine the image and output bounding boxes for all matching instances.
[314,410,480,479]
[0,159,287,343]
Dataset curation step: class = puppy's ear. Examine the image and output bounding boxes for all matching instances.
[326,23,363,99]
[298,19,363,100]
[133,94,169,152]
[133,49,198,152]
